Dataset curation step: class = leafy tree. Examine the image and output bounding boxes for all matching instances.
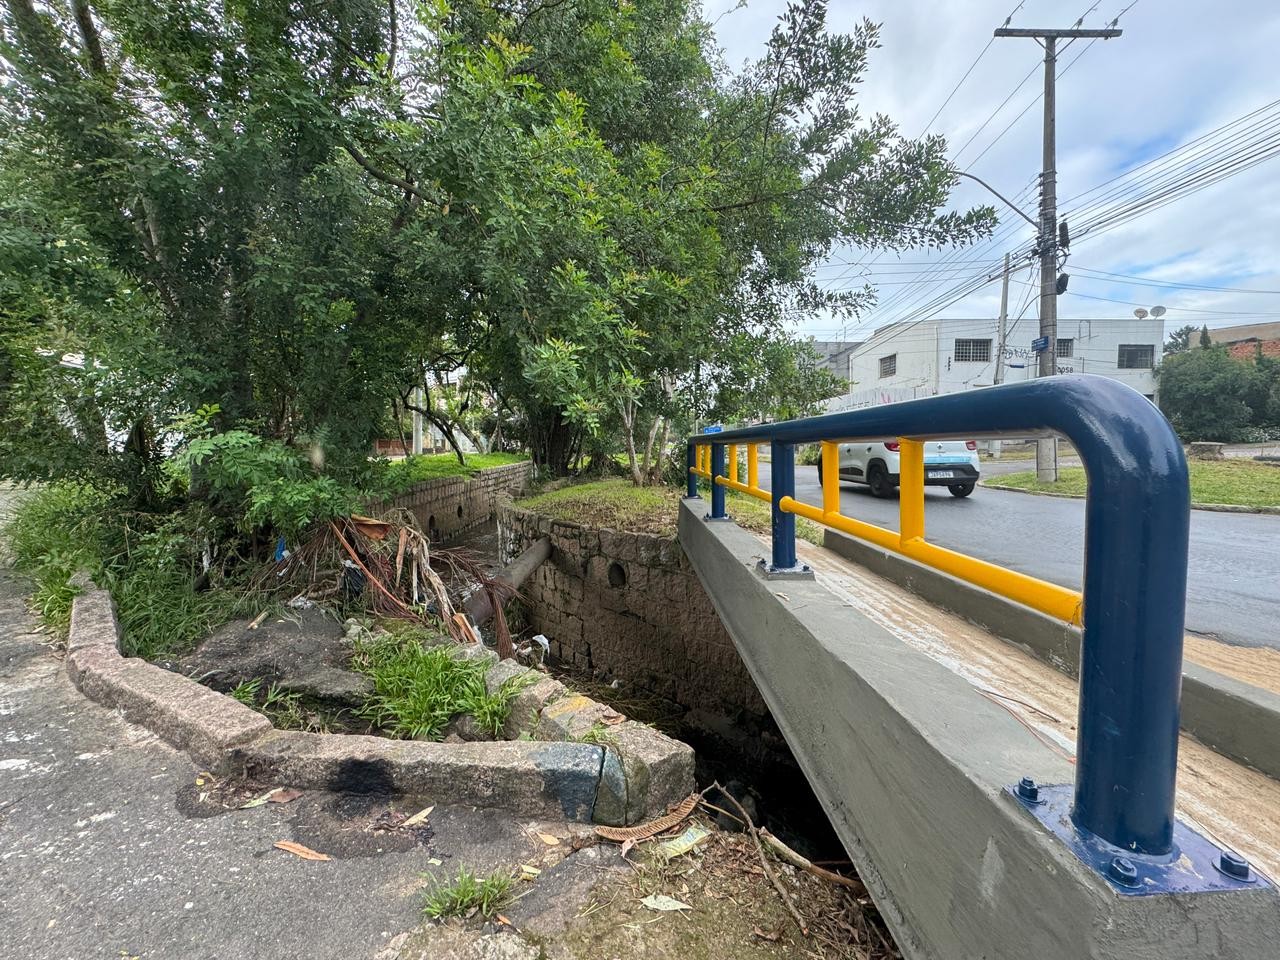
[1164,324,1198,355]
[1157,347,1257,441]
[1200,325,1213,348]
[1,0,992,503]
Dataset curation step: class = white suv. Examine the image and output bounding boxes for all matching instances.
[817,440,981,498]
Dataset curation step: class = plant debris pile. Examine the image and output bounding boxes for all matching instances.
[252,510,518,656]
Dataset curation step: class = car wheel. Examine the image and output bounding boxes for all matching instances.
[816,453,824,488]
[948,482,975,498]
[868,463,893,498]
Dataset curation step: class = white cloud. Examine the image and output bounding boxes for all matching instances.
[704,0,1280,340]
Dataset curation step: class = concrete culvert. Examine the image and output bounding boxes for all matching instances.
[607,561,627,589]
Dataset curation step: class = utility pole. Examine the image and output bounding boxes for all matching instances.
[994,25,1121,481]
[990,252,1011,460]
[994,252,1010,386]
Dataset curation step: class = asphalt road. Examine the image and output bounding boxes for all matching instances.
[754,462,1280,651]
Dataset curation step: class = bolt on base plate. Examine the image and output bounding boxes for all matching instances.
[1008,782,1268,896]
[755,558,815,581]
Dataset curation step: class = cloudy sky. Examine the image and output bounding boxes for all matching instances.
[703,0,1280,344]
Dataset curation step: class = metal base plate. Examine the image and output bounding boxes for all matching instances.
[1009,783,1268,896]
[754,559,815,581]
[703,513,734,522]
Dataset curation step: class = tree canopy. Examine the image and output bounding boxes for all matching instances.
[1,0,993,499]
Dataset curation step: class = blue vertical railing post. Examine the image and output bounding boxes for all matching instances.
[710,443,728,519]
[770,440,797,570]
[685,442,699,498]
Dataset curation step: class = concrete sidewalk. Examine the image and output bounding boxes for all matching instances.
[0,568,548,960]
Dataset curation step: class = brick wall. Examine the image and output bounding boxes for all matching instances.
[373,461,533,542]
[497,503,769,728]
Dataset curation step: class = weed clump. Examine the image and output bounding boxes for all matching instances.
[351,628,531,740]
[422,867,515,920]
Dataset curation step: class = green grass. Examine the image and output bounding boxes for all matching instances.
[231,678,329,731]
[351,627,531,740]
[381,452,529,493]
[422,867,516,920]
[519,478,680,535]
[517,477,824,544]
[991,460,1280,508]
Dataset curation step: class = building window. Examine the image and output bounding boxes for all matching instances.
[879,354,897,378]
[1117,344,1155,369]
[1056,338,1074,358]
[953,338,992,363]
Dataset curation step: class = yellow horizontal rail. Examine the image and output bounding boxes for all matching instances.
[689,437,1084,627]
[715,474,772,503]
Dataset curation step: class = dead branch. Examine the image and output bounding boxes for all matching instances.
[759,827,867,895]
[706,781,808,936]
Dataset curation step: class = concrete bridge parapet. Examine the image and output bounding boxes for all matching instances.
[679,498,1280,960]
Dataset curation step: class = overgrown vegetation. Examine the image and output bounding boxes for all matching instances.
[2,0,987,501]
[3,481,241,656]
[1158,337,1280,442]
[520,479,682,536]
[991,460,1280,509]
[351,628,531,740]
[422,867,515,921]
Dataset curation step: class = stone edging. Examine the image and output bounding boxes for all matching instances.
[64,586,693,825]
[980,479,1280,515]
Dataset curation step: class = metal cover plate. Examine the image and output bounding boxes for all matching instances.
[1008,783,1270,896]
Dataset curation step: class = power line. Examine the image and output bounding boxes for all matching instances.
[1073,267,1280,296]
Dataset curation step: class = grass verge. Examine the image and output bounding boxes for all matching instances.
[350,627,530,740]
[516,478,823,545]
[381,452,529,493]
[990,459,1280,509]
[422,867,515,920]
[519,478,681,536]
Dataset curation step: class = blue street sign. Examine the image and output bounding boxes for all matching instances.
[703,424,723,434]
[1032,336,1050,353]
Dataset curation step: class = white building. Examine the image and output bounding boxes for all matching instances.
[833,316,1163,411]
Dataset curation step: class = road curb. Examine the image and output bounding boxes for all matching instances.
[823,528,1280,782]
[980,480,1280,515]
[64,586,692,823]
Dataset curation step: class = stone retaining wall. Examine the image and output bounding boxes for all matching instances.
[498,504,774,754]
[374,461,533,541]
[63,583,692,825]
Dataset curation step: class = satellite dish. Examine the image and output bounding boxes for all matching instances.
[1134,308,1149,319]
[1150,305,1167,318]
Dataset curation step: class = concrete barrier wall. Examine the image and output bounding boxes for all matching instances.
[822,528,1280,781]
[371,461,531,542]
[680,499,1280,960]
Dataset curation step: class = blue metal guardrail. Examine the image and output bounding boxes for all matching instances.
[686,375,1196,870]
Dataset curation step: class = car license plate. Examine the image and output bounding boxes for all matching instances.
[929,470,956,479]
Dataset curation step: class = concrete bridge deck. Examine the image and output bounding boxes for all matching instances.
[793,538,1280,882]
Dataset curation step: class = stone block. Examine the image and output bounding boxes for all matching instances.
[67,588,121,654]
[484,657,538,696]
[609,720,695,824]
[237,732,603,821]
[537,694,614,742]
[76,653,273,772]
[592,747,628,826]
[453,641,498,668]
[503,676,567,739]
